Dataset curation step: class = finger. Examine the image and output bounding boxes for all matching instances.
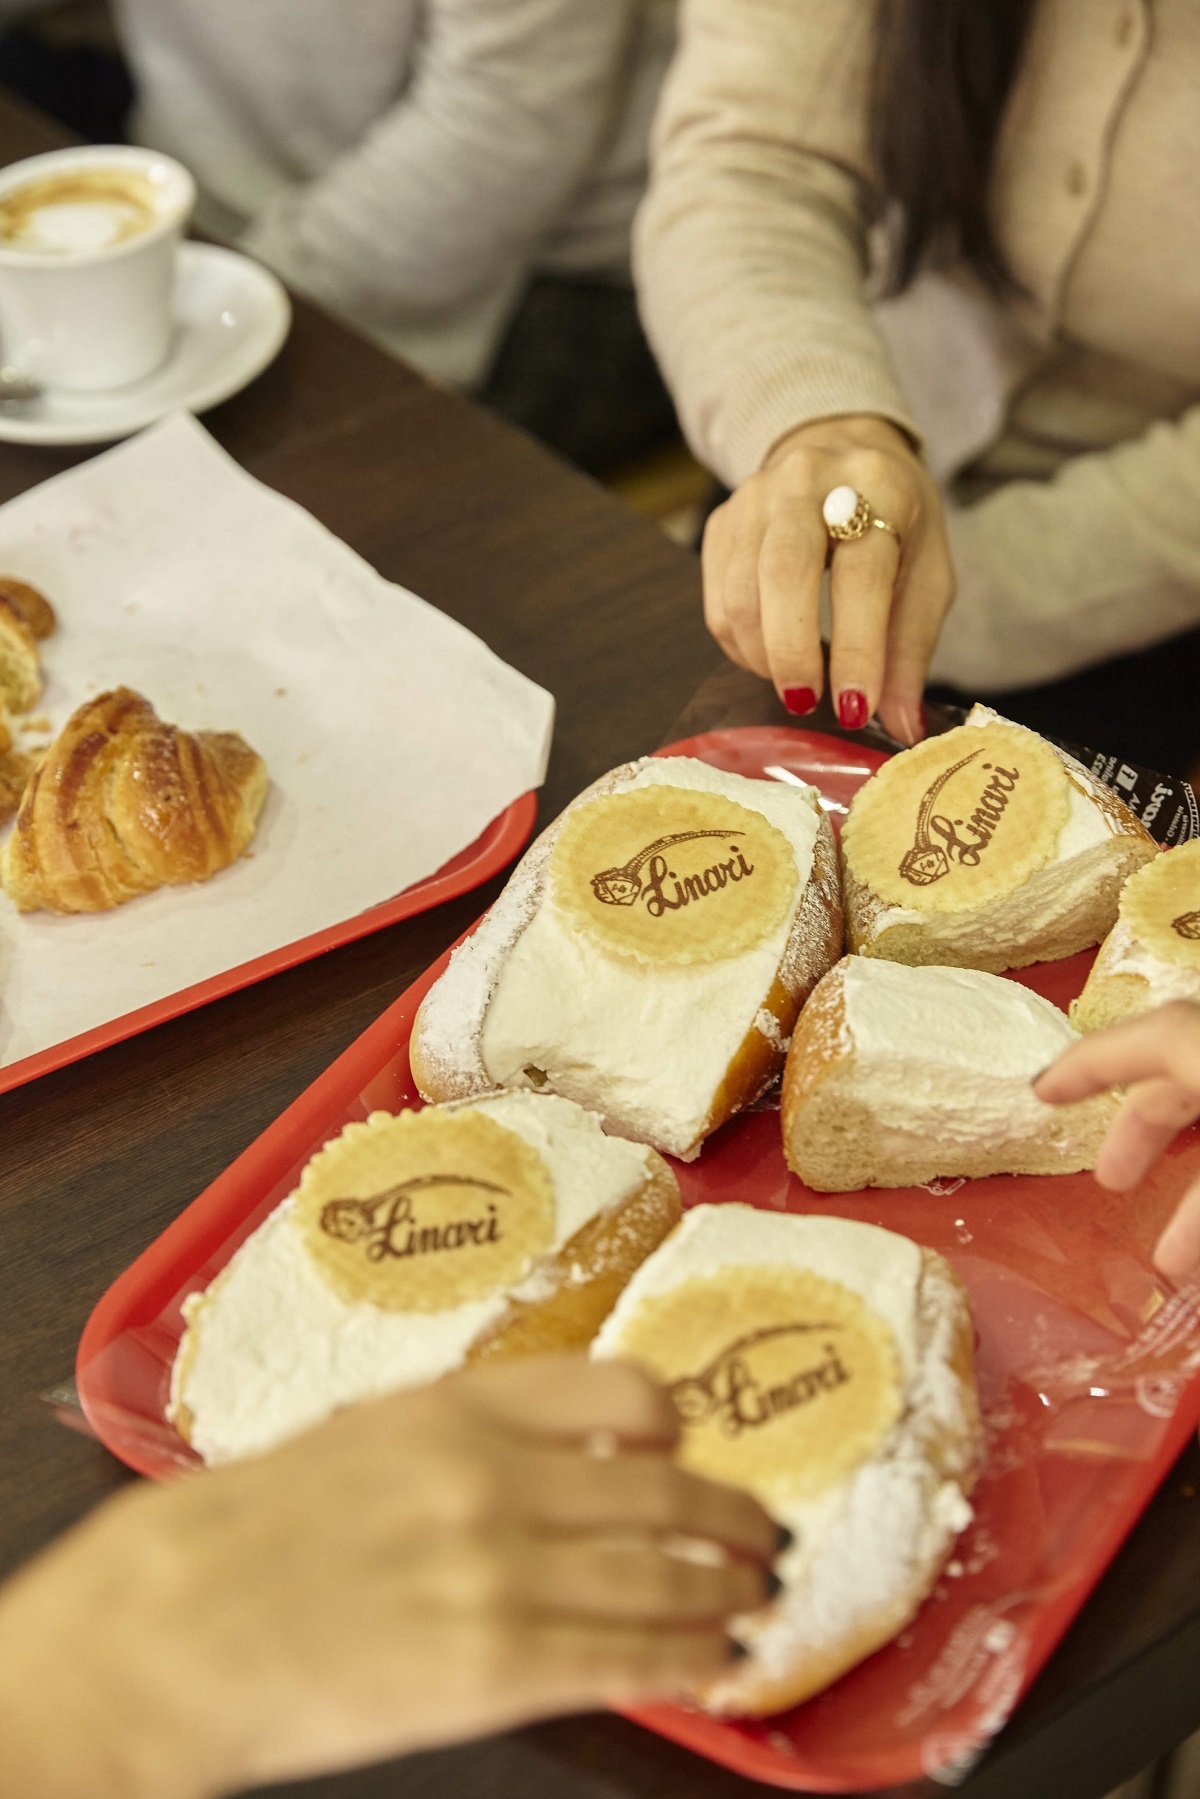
[716,502,771,680]
[827,526,902,730]
[1154,1175,1200,1281]
[517,1615,736,1712]
[876,528,955,747]
[758,499,827,713]
[1035,1003,1200,1106]
[1095,1077,1200,1192]
[519,1444,779,1565]
[701,503,743,669]
[517,1536,771,1625]
[459,1355,680,1450]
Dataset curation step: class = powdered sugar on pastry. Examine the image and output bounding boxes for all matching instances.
[171,1090,656,1465]
[841,959,1075,1150]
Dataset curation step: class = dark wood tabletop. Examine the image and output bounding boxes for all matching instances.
[1,88,1199,1799]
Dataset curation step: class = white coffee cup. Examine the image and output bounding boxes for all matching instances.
[0,144,195,392]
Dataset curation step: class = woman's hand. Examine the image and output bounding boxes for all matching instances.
[702,414,955,746]
[0,1355,779,1799]
[1034,1002,1200,1278]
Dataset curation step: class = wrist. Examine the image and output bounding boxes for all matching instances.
[763,413,919,470]
[0,1492,219,1799]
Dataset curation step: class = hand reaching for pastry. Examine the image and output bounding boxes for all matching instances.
[0,1355,779,1799]
[702,414,955,747]
[1034,1002,1200,1278]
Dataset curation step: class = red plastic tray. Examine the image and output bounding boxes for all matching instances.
[0,791,537,1100]
[77,727,1200,1792]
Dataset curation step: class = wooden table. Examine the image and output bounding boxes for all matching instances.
[1,88,1199,1799]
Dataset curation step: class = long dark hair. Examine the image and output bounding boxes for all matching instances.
[870,0,1035,294]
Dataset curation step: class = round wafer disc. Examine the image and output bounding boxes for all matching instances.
[294,1108,555,1312]
[842,721,1069,913]
[548,784,797,965]
[1121,842,1200,969]
[615,1267,903,1503]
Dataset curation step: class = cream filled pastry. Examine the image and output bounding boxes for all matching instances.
[782,958,1116,1192]
[842,705,1156,974]
[593,1204,982,1716]
[1072,840,1200,1031]
[170,1090,680,1465]
[410,757,843,1160]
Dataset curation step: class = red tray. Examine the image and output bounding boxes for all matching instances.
[77,727,1200,1792]
[0,791,537,1100]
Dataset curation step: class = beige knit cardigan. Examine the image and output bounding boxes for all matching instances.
[635,0,1200,693]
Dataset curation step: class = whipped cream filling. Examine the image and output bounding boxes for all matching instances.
[594,1205,974,1704]
[870,707,1120,940]
[172,1091,653,1466]
[1098,918,1200,1005]
[840,959,1080,1149]
[479,759,821,1158]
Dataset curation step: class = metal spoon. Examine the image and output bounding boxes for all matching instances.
[0,363,42,407]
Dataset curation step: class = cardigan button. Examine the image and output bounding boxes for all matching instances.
[1065,161,1088,198]
[1116,11,1136,47]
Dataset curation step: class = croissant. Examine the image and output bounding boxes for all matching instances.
[1,687,268,914]
[0,576,56,640]
[0,594,40,712]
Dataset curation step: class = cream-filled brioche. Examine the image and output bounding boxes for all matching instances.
[842,706,1156,974]
[782,958,1116,1192]
[170,1090,679,1465]
[594,1204,982,1716]
[410,756,843,1160]
[1072,840,1200,1031]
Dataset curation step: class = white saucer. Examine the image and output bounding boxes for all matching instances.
[0,243,291,447]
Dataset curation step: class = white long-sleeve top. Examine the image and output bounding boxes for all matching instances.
[635,0,1200,695]
[113,0,675,385]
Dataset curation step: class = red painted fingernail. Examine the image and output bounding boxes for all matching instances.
[782,686,818,716]
[837,688,869,731]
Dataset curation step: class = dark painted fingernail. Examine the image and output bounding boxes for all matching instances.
[775,1524,795,1553]
[837,688,868,731]
[727,1638,750,1662]
[782,685,818,717]
[764,1569,784,1599]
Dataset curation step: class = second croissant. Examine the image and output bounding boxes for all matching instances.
[1,687,268,914]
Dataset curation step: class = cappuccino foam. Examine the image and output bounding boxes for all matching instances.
[0,167,159,255]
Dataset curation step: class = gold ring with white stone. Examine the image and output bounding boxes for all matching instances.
[822,484,901,543]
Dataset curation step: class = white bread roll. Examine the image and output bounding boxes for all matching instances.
[411,756,843,1160]
[842,706,1156,974]
[171,1090,679,1465]
[782,958,1116,1192]
[594,1204,982,1716]
[1072,840,1200,1031]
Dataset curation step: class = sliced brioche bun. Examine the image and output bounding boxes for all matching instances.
[782,958,1116,1192]
[842,707,1156,975]
[411,757,843,1160]
[593,1204,982,1716]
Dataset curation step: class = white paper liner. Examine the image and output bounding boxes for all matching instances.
[0,412,554,1068]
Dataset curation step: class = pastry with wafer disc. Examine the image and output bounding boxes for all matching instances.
[1072,840,1200,1030]
[841,705,1156,974]
[1,686,268,914]
[411,756,843,1160]
[781,958,1116,1192]
[170,1090,681,1465]
[593,1203,982,1715]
